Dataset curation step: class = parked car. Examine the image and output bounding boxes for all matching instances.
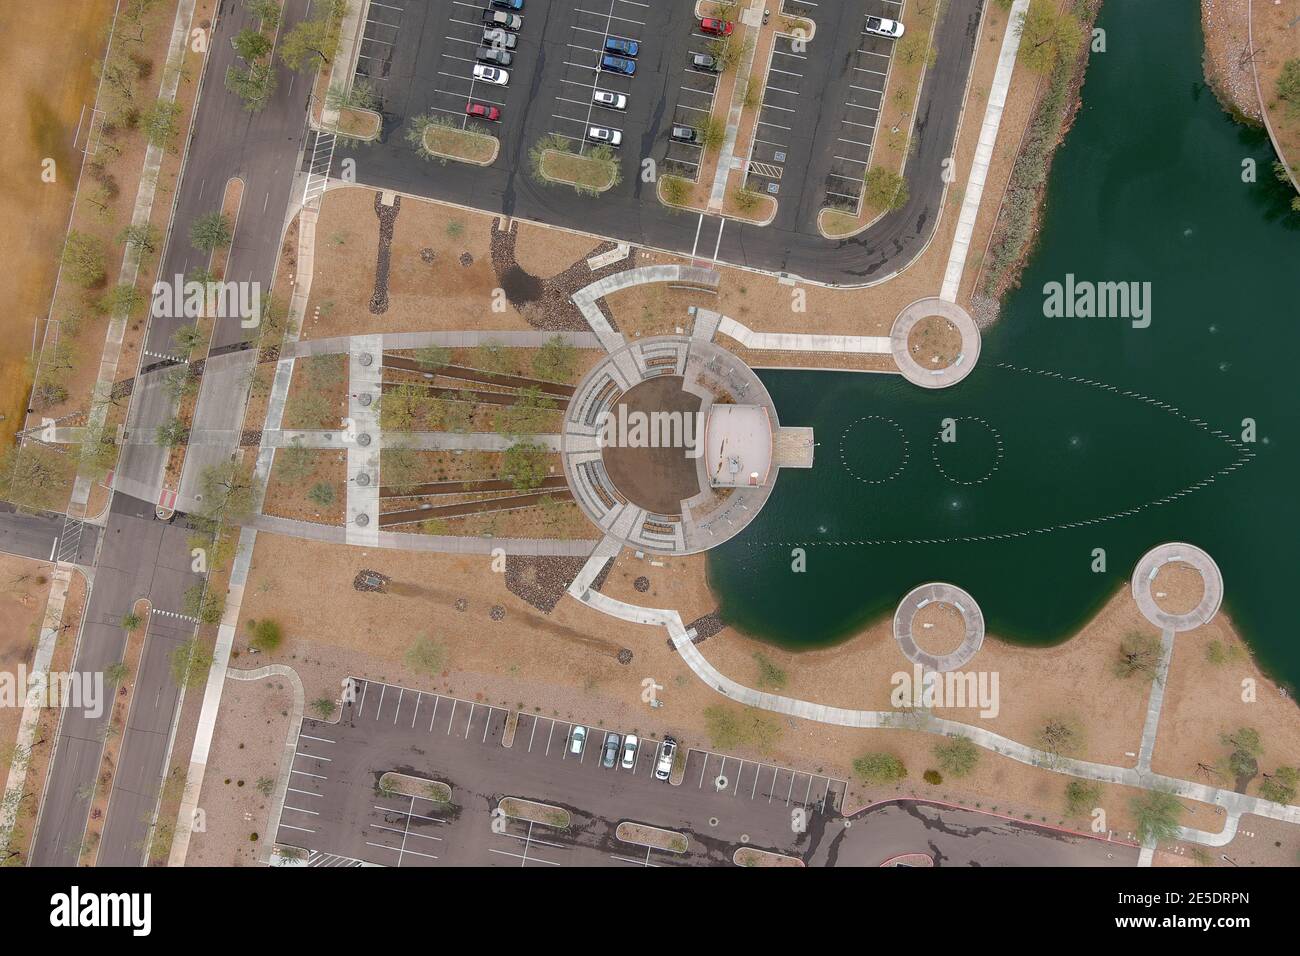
[670,124,696,142]
[621,733,639,770]
[602,732,621,768]
[700,17,733,36]
[600,54,636,75]
[592,89,628,110]
[604,36,639,57]
[569,725,587,755]
[587,125,622,146]
[472,64,510,85]
[465,102,501,121]
[690,52,719,72]
[482,27,518,50]
[481,9,522,30]
[491,0,524,10]
[863,16,904,38]
[654,736,677,781]
[476,45,513,66]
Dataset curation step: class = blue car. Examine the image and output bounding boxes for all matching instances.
[491,0,523,9]
[604,36,639,58]
[600,54,636,76]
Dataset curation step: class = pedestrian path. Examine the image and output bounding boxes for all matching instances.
[713,313,891,354]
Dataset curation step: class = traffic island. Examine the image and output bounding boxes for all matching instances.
[498,796,571,828]
[734,846,803,867]
[533,137,621,195]
[616,821,689,854]
[410,114,500,167]
[379,771,452,804]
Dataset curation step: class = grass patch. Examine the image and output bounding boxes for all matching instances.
[703,704,781,753]
[408,113,498,166]
[531,135,621,194]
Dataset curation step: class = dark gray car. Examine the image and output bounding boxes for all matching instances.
[602,732,621,768]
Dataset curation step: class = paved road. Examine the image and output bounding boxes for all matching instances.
[332,0,986,284]
[30,494,201,866]
[277,679,1135,867]
[31,0,316,867]
[0,503,99,566]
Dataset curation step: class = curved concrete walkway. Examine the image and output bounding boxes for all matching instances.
[892,582,985,672]
[1131,542,1224,632]
[572,265,721,352]
[890,298,981,388]
[565,580,1300,846]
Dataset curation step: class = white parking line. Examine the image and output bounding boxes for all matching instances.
[284,804,319,816]
[838,137,872,147]
[766,85,799,95]
[757,119,792,130]
[299,733,335,744]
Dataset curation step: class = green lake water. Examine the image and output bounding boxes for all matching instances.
[707,0,1300,690]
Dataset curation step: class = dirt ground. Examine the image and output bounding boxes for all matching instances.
[1201,0,1264,122]
[0,555,58,767]
[0,0,115,446]
[184,674,294,866]
[1152,562,1205,616]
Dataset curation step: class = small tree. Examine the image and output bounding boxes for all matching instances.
[99,283,145,317]
[1114,631,1163,679]
[246,617,283,652]
[190,212,233,253]
[103,661,130,688]
[61,232,106,287]
[1130,789,1183,845]
[1064,780,1102,817]
[307,482,336,507]
[864,168,909,211]
[225,60,278,111]
[502,441,547,491]
[1038,715,1081,758]
[121,612,143,631]
[155,416,189,447]
[1220,727,1262,779]
[933,735,979,778]
[309,697,337,719]
[232,27,272,62]
[119,223,160,256]
[170,638,215,689]
[245,0,281,29]
[279,0,347,71]
[1016,0,1082,75]
[531,336,577,382]
[183,584,224,625]
[853,752,907,785]
[1277,59,1300,119]
[1258,766,1298,805]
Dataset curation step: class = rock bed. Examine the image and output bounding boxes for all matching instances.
[353,569,391,593]
[488,218,635,332]
[369,191,400,315]
[682,611,725,645]
[504,555,589,613]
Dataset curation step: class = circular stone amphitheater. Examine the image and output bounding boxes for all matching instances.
[1130,542,1224,632]
[892,582,985,672]
[561,335,815,554]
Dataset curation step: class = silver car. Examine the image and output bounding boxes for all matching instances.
[592,89,627,110]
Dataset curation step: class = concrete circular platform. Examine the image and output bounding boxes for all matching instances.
[1131,542,1223,632]
[893,582,985,672]
[890,298,981,389]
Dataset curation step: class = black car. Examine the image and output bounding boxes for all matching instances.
[476,46,513,67]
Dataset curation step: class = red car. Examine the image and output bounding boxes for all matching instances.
[465,102,501,121]
[700,17,733,36]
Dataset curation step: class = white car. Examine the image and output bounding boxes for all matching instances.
[864,16,904,38]
[654,736,677,781]
[569,725,587,755]
[587,125,622,146]
[592,89,627,110]
[621,733,639,769]
[472,63,510,85]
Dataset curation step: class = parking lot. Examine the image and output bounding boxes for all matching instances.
[275,678,844,867]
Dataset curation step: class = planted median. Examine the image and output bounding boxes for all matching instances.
[530,134,621,195]
[408,113,500,167]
